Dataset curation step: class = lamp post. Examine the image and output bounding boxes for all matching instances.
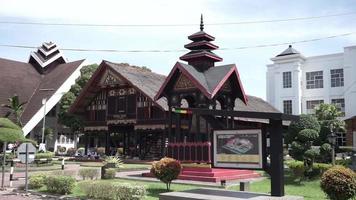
[39,88,55,152]
[327,125,337,166]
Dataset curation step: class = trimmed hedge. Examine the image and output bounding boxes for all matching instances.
[320,166,356,200]
[29,173,47,189]
[81,182,146,200]
[45,175,76,194]
[35,151,54,159]
[104,168,116,179]
[78,168,99,180]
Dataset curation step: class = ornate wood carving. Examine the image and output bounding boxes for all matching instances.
[174,74,195,90]
[100,70,125,86]
[222,81,232,92]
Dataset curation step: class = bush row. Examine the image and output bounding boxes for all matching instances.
[35,151,54,159]
[286,160,332,180]
[81,181,146,200]
[29,173,76,195]
[78,168,99,180]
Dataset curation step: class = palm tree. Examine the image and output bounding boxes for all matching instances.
[1,95,27,127]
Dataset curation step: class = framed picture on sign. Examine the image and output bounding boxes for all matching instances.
[213,129,262,169]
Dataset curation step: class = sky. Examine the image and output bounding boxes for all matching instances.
[1,0,356,100]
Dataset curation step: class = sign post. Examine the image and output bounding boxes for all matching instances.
[17,143,36,193]
[213,129,263,169]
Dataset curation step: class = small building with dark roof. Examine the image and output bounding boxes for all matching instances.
[0,42,85,151]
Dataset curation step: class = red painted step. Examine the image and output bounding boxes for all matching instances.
[143,167,260,183]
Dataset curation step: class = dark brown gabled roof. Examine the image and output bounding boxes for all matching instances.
[0,57,85,128]
[155,62,248,104]
[105,61,168,110]
[21,60,85,124]
[70,60,168,114]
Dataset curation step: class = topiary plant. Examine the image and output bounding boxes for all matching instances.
[320,166,356,200]
[150,157,181,191]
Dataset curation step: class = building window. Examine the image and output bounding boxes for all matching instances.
[330,69,344,87]
[306,71,323,89]
[283,71,292,88]
[336,132,346,146]
[331,98,345,116]
[306,100,324,114]
[283,100,293,114]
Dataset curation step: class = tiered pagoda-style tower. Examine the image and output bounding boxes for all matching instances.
[180,15,222,72]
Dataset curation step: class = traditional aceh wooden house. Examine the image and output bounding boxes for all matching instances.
[69,61,168,159]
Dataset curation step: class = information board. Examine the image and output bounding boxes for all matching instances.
[213,129,262,169]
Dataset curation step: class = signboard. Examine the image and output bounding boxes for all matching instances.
[17,143,36,164]
[213,129,262,169]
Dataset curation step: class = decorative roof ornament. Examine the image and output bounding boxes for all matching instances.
[276,45,301,57]
[28,42,66,73]
[200,14,204,31]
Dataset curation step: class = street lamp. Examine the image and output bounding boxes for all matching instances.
[327,126,337,166]
[39,88,55,152]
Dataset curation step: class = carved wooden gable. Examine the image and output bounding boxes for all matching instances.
[174,74,195,90]
[99,70,125,87]
[221,81,232,92]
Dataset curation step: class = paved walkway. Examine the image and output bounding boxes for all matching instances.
[0,164,81,188]
[116,170,264,187]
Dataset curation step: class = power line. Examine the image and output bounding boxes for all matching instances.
[1,11,356,27]
[0,32,355,53]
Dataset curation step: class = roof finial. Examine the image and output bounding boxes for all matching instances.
[200,14,204,31]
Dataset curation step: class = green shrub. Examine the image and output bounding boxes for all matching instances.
[45,175,76,194]
[313,163,332,175]
[151,157,181,191]
[78,168,98,180]
[66,147,76,156]
[104,168,116,179]
[335,159,352,167]
[81,182,146,200]
[318,143,332,163]
[51,170,77,177]
[77,147,85,156]
[96,147,106,157]
[29,174,47,189]
[35,151,54,159]
[287,160,305,181]
[287,114,320,144]
[104,156,123,168]
[297,129,319,142]
[57,146,66,154]
[320,166,356,200]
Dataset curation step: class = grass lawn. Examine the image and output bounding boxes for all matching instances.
[229,171,327,200]
[70,179,203,200]
[35,169,327,200]
[79,162,151,171]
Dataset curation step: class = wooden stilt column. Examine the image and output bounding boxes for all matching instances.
[105,131,110,156]
[270,119,284,197]
[84,134,89,155]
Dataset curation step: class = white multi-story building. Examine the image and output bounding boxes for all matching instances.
[267,45,356,146]
[267,45,356,117]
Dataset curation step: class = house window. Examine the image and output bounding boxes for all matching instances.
[336,132,346,146]
[306,100,324,114]
[283,71,292,88]
[283,100,293,114]
[331,98,345,116]
[306,71,323,89]
[330,69,344,87]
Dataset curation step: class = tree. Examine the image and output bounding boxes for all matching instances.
[286,114,322,171]
[150,157,181,191]
[58,64,98,132]
[314,103,345,146]
[1,95,27,127]
[0,117,25,189]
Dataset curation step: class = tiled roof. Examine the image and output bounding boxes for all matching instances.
[0,57,84,125]
[104,61,168,110]
[276,45,300,57]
